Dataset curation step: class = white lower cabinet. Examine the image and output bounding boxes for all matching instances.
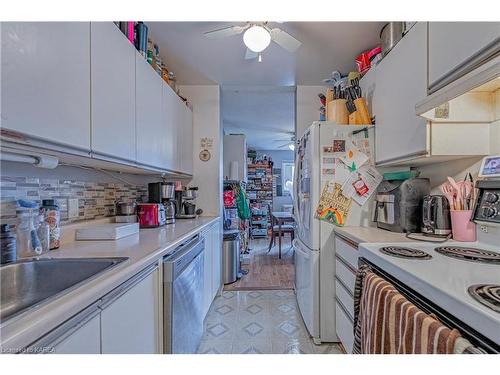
[334,236,359,354]
[51,313,101,354]
[201,221,222,317]
[100,265,161,354]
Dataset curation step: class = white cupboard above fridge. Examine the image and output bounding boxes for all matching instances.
[361,22,496,167]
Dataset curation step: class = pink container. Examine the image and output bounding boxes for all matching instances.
[450,210,476,242]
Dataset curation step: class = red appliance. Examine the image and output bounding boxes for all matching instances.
[137,203,166,228]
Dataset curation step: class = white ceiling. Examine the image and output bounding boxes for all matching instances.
[148,22,385,150]
[148,22,384,85]
[222,86,295,150]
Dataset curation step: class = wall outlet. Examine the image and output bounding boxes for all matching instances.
[68,198,79,219]
[480,225,488,233]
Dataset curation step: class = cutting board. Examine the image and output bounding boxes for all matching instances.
[76,223,140,241]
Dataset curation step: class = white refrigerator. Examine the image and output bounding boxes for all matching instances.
[293,122,375,343]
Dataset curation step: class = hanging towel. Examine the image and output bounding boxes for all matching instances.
[352,269,482,354]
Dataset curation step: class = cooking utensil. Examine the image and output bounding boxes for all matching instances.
[380,22,404,56]
[440,182,456,210]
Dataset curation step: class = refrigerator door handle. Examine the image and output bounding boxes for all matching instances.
[293,154,302,230]
[293,239,310,259]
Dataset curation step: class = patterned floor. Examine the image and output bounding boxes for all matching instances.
[197,290,344,354]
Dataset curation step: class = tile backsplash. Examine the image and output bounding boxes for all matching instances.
[0,176,147,227]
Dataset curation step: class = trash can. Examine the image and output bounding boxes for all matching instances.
[222,230,240,284]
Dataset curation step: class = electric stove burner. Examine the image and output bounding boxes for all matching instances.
[434,246,500,264]
[468,284,500,313]
[379,246,432,259]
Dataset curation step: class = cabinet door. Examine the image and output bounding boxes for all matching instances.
[211,223,222,299]
[161,83,179,171]
[136,55,164,169]
[202,228,214,317]
[91,22,136,161]
[180,105,194,175]
[429,22,500,90]
[101,267,160,354]
[51,314,101,354]
[374,22,428,165]
[1,22,91,151]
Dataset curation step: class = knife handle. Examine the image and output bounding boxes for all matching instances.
[353,98,371,124]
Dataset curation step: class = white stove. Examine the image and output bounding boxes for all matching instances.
[358,240,500,346]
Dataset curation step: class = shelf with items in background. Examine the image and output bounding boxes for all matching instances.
[247,152,274,239]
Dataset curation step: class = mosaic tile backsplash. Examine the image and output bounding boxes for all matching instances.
[0,176,148,228]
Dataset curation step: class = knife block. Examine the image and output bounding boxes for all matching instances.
[326,99,349,124]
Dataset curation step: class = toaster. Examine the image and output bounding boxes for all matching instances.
[137,203,166,228]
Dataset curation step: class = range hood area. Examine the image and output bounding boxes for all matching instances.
[416,56,500,161]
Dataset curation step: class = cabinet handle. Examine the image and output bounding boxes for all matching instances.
[98,263,158,309]
[335,233,359,249]
[335,276,355,298]
[375,150,428,166]
[335,254,358,275]
[23,302,101,353]
[335,297,354,323]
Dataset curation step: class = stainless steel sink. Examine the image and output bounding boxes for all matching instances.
[0,257,128,322]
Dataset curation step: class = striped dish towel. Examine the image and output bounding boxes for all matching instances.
[352,267,482,354]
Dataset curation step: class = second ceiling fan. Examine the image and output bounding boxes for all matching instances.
[204,22,302,61]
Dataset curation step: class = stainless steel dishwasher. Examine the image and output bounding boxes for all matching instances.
[163,235,204,354]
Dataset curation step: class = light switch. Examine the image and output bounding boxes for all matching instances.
[68,198,79,219]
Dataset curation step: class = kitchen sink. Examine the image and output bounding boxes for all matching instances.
[0,257,128,322]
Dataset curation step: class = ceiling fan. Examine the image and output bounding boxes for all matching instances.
[204,22,302,62]
[275,134,296,151]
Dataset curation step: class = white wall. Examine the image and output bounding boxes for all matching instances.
[295,85,326,140]
[179,85,222,217]
[223,134,247,181]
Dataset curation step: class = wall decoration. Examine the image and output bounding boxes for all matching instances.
[199,149,211,162]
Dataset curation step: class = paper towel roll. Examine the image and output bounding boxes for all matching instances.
[229,161,239,180]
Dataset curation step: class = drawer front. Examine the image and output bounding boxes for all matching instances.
[335,302,354,354]
[335,237,359,270]
[335,278,354,318]
[335,257,356,292]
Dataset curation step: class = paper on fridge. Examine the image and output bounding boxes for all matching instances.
[339,141,369,172]
[315,182,352,226]
[341,165,383,206]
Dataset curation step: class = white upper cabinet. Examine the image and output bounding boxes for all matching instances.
[428,22,500,91]
[373,22,428,165]
[91,22,136,162]
[136,55,164,169]
[1,22,91,151]
[180,105,194,175]
[161,82,179,172]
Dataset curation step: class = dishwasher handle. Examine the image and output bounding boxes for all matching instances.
[163,236,204,282]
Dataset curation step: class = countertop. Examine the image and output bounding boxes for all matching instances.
[334,226,416,246]
[0,216,220,351]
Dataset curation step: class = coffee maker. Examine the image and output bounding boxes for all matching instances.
[175,186,200,219]
[148,182,175,224]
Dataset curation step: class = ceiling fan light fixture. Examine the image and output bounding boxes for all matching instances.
[243,25,271,53]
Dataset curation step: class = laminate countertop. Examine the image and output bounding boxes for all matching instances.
[0,216,220,352]
[334,226,417,247]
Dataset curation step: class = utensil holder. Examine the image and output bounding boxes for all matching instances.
[450,210,476,242]
[326,99,349,124]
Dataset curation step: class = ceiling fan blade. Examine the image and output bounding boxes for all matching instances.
[204,25,247,39]
[269,28,302,52]
[244,48,258,60]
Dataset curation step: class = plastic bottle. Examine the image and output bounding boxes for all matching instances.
[16,200,42,258]
[41,199,61,250]
[0,224,17,264]
[37,214,50,254]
